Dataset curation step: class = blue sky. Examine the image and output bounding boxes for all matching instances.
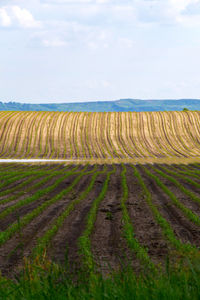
[1,0,200,103]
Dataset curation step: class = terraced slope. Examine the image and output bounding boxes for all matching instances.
[0,163,200,277]
[1,111,200,159]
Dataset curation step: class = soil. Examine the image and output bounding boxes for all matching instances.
[0,163,200,278]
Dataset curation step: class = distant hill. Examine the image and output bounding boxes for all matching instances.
[0,99,200,112]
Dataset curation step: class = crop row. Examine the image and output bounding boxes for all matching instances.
[1,111,200,159]
[0,163,200,277]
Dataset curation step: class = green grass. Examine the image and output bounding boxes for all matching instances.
[1,257,200,300]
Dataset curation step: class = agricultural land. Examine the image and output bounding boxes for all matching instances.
[1,111,200,162]
[0,111,200,299]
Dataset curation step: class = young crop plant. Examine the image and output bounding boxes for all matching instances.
[0,164,72,205]
[32,165,105,257]
[0,165,82,221]
[130,165,198,256]
[151,165,200,206]
[0,167,46,191]
[120,164,155,271]
[161,164,200,186]
[169,164,200,180]
[78,165,116,273]
[143,165,200,227]
[0,165,91,246]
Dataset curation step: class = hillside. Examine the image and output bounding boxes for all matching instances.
[1,99,200,112]
[0,111,200,160]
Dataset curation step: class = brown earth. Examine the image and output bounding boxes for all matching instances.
[0,163,200,278]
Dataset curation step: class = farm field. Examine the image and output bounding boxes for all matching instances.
[1,110,200,299]
[0,162,200,279]
[1,111,200,160]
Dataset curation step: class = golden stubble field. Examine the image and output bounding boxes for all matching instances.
[1,111,200,162]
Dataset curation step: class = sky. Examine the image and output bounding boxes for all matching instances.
[1,0,200,103]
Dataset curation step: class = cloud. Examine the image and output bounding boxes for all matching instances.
[0,5,41,28]
[0,8,11,27]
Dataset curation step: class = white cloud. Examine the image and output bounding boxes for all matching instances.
[11,6,41,28]
[0,8,12,27]
[0,5,41,28]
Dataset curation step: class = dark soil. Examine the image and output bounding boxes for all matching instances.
[0,163,200,278]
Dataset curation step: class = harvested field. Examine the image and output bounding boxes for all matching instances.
[0,163,200,278]
[1,111,200,159]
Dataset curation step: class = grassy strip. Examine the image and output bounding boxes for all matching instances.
[32,165,104,257]
[78,165,115,272]
[151,165,200,206]
[131,165,197,254]
[0,165,81,221]
[1,256,200,300]
[0,165,90,246]
[120,164,155,270]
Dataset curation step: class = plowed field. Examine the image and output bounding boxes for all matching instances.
[1,111,200,159]
[0,163,200,277]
